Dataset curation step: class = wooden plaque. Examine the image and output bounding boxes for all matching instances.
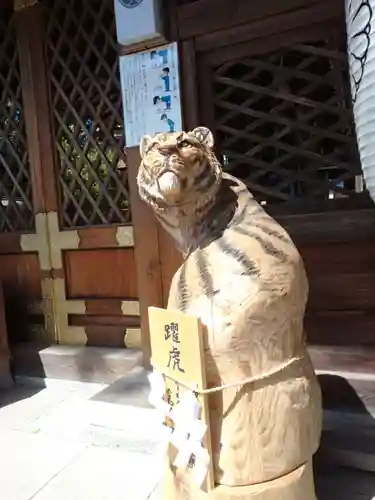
[148,306,215,492]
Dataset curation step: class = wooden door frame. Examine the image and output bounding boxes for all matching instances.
[13,0,142,352]
[15,0,88,347]
[15,0,59,344]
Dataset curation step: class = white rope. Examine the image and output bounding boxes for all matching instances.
[151,355,303,395]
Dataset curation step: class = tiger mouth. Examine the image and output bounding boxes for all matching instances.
[156,169,188,198]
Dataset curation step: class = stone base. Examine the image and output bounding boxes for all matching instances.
[11,342,142,384]
[164,461,316,500]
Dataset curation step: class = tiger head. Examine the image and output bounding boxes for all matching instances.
[137,127,222,216]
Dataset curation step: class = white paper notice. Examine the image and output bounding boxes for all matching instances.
[148,370,170,419]
[168,391,210,487]
[119,42,183,147]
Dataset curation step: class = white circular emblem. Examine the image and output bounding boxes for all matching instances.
[119,0,144,8]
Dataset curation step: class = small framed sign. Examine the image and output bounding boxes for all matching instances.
[119,42,183,147]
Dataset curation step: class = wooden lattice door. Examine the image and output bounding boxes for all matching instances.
[196,20,375,347]
[1,0,140,349]
[36,0,141,347]
[207,34,364,213]
[0,0,153,352]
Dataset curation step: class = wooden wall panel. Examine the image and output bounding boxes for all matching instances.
[279,210,375,246]
[299,241,375,346]
[174,0,332,40]
[77,228,120,249]
[0,252,43,344]
[70,314,140,327]
[85,299,127,315]
[69,314,141,348]
[0,253,41,299]
[64,248,138,300]
[300,242,375,276]
[305,311,375,346]
[302,242,375,315]
[195,1,342,53]
[75,325,133,348]
[200,20,340,66]
[307,273,375,311]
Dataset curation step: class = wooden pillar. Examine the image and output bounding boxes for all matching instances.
[15,0,60,343]
[126,147,164,368]
[15,0,58,216]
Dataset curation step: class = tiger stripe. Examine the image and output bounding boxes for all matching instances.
[196,250,216,297]
[253,222,291,244]
[216,237,259,276]
[233,225,288,262]
[194,163,210,185]
[176,262,189,312]
[196,170,217,193]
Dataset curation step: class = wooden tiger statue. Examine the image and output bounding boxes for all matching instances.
[137,126,322,500]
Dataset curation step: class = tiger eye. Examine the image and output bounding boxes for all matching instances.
[178,140,191,148]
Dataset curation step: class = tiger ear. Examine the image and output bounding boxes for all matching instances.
[190,127,214,149]
[139,135,153,159]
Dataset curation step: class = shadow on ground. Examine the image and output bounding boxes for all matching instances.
[90,366,152,408]
[319,373,375,418]
[74,347,110,383]
[314,373,375,499]
[0,381,45,410]
[315,464,375,500]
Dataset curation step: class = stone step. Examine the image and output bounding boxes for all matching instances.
[11,342,143,384]
[10,342,375,472]
[309,344,375,380]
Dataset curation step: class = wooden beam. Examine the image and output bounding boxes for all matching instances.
[277,209,375,245]
[175,0,340,40]
[15,2,59,214]
[179,39,199,129]
[201,20,342,66]
[126,146,164,368]
[195,1,343,53]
